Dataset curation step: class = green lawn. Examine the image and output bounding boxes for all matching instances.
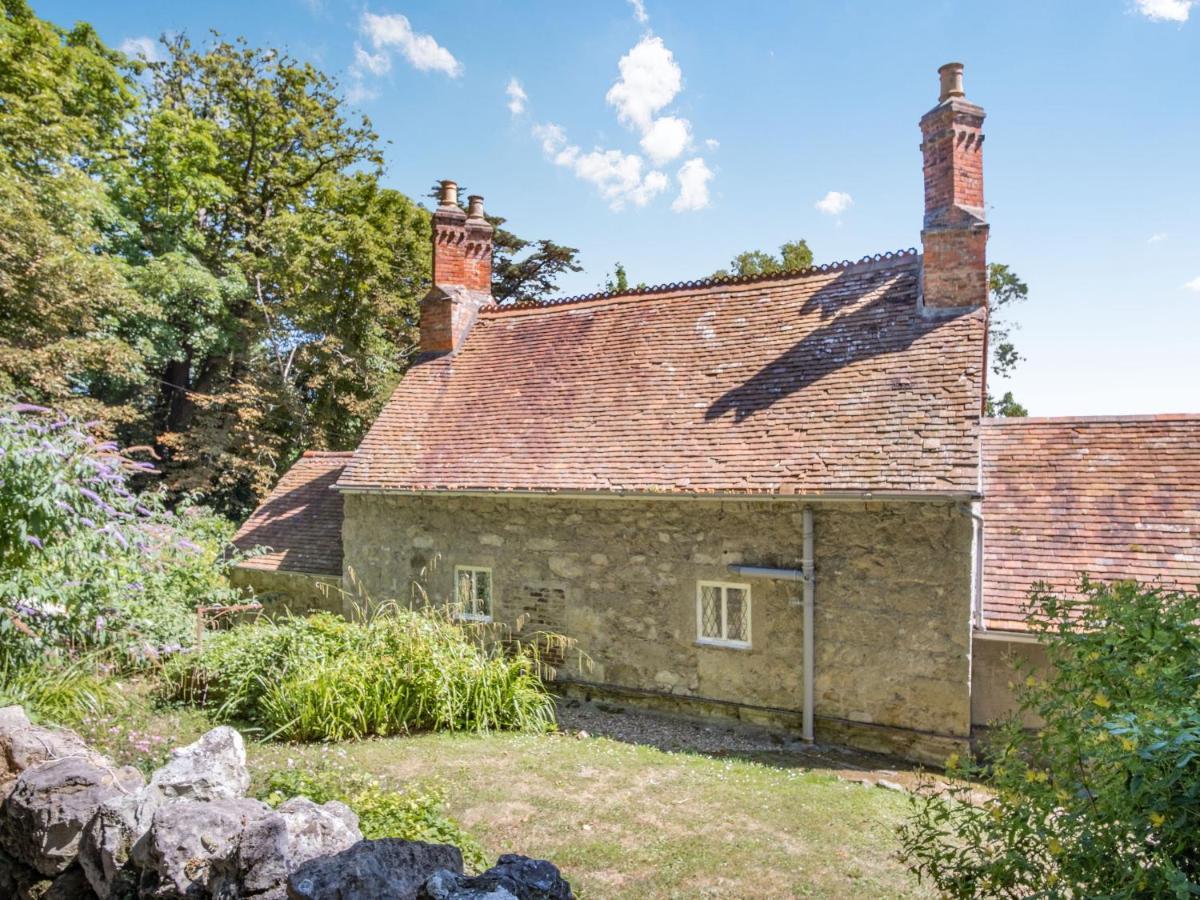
[79,695,930,899]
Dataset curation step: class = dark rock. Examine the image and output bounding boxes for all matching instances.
[420,855,573,900]
[44,864,98,899]
[0,845,47,900]
[286,838,463,900]
[0,757,143,876]
[134,797,268,899]
[211,797,362,900]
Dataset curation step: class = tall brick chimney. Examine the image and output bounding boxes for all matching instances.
[919,62,988,312]
[419,180,495,354]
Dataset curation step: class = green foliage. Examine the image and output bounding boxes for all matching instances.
[985,263,1031,418]
[901,579,1200,897]
[163,608,557,741]
[604,262,630,293]
[259,764,487,871]
[712,239,814,279]
[0,656,128,728]
[0,403,243,669]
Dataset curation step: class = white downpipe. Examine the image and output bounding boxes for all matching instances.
[802,506,815,742]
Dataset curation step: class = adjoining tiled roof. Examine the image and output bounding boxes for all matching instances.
[337,252,987,496]
[981,416,1200,631]
[232,451,351,576]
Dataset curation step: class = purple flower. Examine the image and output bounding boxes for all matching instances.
[177,538,202,553]
[12,403,50,414]
[78,487,102,504]
[24,535,43,550]
[80,517,96,528]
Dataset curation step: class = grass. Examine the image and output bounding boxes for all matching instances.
[62,680,929,898]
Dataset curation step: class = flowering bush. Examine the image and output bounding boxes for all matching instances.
[900,579,1200,897]
[0,402,244,669]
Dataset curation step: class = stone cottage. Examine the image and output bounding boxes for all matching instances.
[232,63,1200,764]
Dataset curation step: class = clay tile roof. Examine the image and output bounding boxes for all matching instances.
[981,416,1200,631]
[337,252,987,496]
[232,451,352,576]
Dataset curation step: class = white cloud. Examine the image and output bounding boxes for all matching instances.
[815,190,854,216]
[533,122,667,210]
[360,12,462,77]
[1135,0,1195,21]
[1148,232,1169,243]
[704,138,720,151]
[628,0,649,24]
[119,37,163,62]
[605,36,682,132]
[353,44,390,76]
[1185,276,1200,292]
[639,115,691,164]
[506,78,528,116]
[672,157,713,212]
[345,81,378,105]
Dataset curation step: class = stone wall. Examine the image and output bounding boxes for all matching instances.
[970,638,1051,729]
[342,493,974,752]
[230,567,345,617]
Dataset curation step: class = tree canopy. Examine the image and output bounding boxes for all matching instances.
[0,4,579,518]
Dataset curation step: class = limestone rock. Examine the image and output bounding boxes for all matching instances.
[214,797,362,900]
[44,864,97,900]
[420,855,574,900]
[286,838,463,900]
[134,797,268,899]
[80,726,252,898]
[0,706,110,786]
[0,757,143,876]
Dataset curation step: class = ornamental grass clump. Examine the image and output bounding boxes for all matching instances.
[163,607,557,741]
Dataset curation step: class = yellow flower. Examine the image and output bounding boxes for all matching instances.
[1150,812,1165,827]
[1026,675,1037,688]
[945,753,960,771]
[1121,737,1137,752]
[1093,693,1111,709]
[1047,837,1063,857]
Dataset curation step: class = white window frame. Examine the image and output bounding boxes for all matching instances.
[454,565,493,623]
[696,581,752,649]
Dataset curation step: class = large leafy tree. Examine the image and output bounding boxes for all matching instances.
[111,35,433,515]
[0,0,149,424]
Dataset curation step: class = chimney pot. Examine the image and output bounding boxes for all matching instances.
[938,62,965,102]
[438,179,459,208]
[466,194,485,219]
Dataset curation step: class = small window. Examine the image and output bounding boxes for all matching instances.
[455,566,493,622]
[697,581,751,648]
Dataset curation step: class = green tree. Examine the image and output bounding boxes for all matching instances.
[115,35,430,515]
[712,239,814,278]
[901,578,1200,897]
[603,262,629,293]
[0,0,149,425]
[985,263,1030,417]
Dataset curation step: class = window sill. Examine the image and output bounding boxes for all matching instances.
[695,638,751,651]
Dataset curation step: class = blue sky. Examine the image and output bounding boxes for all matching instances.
[42,0,1200,415]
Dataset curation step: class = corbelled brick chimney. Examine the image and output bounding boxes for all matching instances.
[919,62,988,312]
[419,180,495,354]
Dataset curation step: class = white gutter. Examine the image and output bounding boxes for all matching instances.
[959,502,985,631]
[726,504,815,742]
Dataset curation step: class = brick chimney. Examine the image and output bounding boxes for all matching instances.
[419,180,495,354]
[919,62,988,312]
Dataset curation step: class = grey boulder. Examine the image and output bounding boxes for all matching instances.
[80,727,252,898]
[0,757,143,876]
[286,838,463,900]
[134,797,268,899]
[212,797,362,900]
[420,855,574,900]
[0,706,110,788]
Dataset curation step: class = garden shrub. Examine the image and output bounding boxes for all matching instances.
[162,608,557,740]
[900,578,1200,898]
[259,765,487,871]
[0,403,245,670]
